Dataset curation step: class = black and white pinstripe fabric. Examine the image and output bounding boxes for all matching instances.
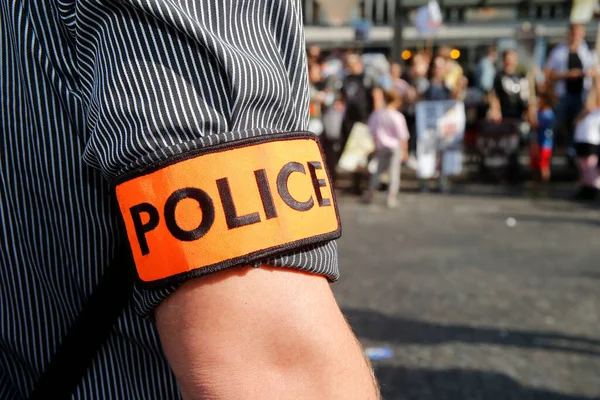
[1,0,339,398]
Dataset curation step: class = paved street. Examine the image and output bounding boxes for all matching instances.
[333,185,600,400]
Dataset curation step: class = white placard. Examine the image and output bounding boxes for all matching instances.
[337,122,375,172]
[570,0,597,24]
[416,100,466,178]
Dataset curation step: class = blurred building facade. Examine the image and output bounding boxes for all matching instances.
[303,0,598,67]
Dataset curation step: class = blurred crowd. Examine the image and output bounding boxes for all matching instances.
[307,22,600,205]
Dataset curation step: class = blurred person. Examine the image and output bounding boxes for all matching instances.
[307,44,322,64]
[438,46,464,91]
[339,54,377,193]
[488,49,529,122]
[437,47,451,64]
[422,57,467,101]
[476,46,498,94]
[391,62,410,100]
[341,54,375,129]
[411,52,432,95]
[371,86,386,111]
[487,49,528,182]
[401,56,427,161]
[545,24,597,153]
[321,48,345,83]
[423,56,452,101]
[363,90,410,208]
[572,78,600,200]
[2,1,379,399]
[309,62,334,139]
[527,91,556,193]
[319,51,347,184]
[391,62,419,114]
[310,62,345,187]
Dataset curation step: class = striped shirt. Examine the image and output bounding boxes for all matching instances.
[1,1,339,398]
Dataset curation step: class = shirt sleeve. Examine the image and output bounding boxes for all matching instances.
[545,47,562,71]
[76,0,339,316]
[581,46,597,71]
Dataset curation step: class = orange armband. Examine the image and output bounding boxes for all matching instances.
[114,132,341,287]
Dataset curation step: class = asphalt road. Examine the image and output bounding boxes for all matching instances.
[332,185,600,400]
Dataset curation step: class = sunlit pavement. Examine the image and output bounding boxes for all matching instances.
[333,185,600,400]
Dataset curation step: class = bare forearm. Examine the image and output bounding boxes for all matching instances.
[156,266,378,400]
[489,94,500,112]
[451,85,463,100]
[549,70,567,81]
[487,93,502,121]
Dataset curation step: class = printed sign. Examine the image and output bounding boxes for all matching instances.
[337,122,375,172]
[477,121,520,168]
[116,133,340,285]
[416,100,466,178]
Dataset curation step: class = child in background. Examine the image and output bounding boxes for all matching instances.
[362,90,410,208]
[528,91,556,194]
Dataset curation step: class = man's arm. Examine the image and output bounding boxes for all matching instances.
[487,90,502,122]
[401,139,409,163]
[451,76,467,100]
[75,1,377,396]
[547,69,570,81]
[156,266,379,399]
[486,74,504,120]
